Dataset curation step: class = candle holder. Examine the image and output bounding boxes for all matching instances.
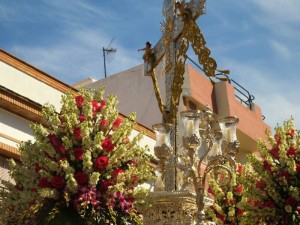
[150,107,240,225]
[152,123,173,186]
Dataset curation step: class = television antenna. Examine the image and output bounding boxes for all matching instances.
[102,38,117,78]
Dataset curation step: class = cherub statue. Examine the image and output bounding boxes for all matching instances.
[138,41,152,63]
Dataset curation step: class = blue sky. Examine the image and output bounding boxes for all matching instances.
[1,0,300,129]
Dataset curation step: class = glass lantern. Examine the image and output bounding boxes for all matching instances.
[181,110,202,138]
[218,116,239,143]
[207,131,222,158]
[181,110,203,150]
[152,123,173,148]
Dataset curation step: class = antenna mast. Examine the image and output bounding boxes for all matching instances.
[103,38,117,78]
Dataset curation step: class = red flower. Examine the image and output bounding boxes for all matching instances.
[112,168,124,179]
[73,127,82,141]
[235,185,243,194]
[101,180,114,193]
[91,100,106,113]
[74,147,84,160]
[279,171,289,180]
[99,119,108,131]
[270,147,280,159]
[75,95,84,108]
[285,197,297,207]
[237,165,243,174]
[101,138,115,152]
[207,185,214,195]
[94,156,108,171]
[131,174,137,184]
[287,147,297,157]
[91,100,101,113]
[79,114,85,123]
[38,178,49,188]
[263,200,275,208]
[35,163,43,173]
[51,175,65,189]
[74,172,88,185]
[128,160,137,167]
[58,145,68,155]
[255,180,266,190]
[274,133,281,145]
[237,209,245,216]
[112,118,122,130]
[263,160,272,172]
[296,164,300,174]
[48,134,61,148]
[99,100,106,111]
[217,214,225,222]
[121,137,130,145]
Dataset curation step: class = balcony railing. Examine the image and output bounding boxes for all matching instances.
[186,56,265,120]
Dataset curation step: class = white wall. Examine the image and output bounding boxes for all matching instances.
[0,109,34,147]
[0,61,64,111]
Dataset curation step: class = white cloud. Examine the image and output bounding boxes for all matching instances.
[269,40,292,60]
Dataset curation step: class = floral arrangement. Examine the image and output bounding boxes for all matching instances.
[239,118,300,225]
[0,87,154,225]
[205,164,246,225]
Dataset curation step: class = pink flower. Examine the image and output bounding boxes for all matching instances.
[51,175,65,189]
[101,138,115,152]
[75,172,88,185]
[112,118,122,130]
[94,156,108,171]
[73,127,82,141]
[74,147,84,160]
[112,168,124,179]
[75,95,84,108]
[99,119,108,131]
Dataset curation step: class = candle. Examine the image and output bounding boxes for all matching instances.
[210,143,219,157]
[157,133,167,146]
[186,120,195,137]
[225,127,231,142]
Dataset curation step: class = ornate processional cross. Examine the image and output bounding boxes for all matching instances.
[140,0,228,125]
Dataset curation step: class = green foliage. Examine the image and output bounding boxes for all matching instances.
[0,87,154,225]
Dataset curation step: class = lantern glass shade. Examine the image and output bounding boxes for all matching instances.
[152,123,173,147]
[180,110,202,138]
[207,131,223,157]
[218,116,239,142]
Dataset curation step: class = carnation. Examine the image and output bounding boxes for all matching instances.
[0,87,154,225]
